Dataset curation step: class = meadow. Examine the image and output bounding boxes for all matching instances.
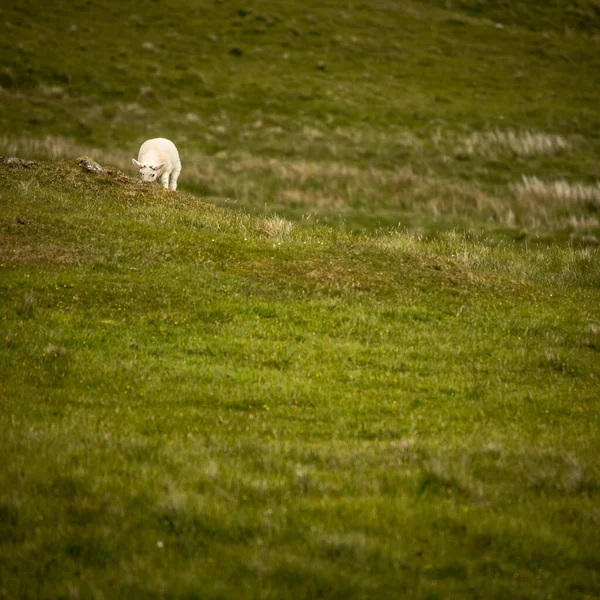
[1,1,600,598]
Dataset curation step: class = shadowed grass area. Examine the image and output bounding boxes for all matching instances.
[1,159,599,598]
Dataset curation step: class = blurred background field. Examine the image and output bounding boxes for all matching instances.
[1,0,599,242]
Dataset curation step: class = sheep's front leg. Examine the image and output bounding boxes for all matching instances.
[160,171,171,189]
[169,164,181,191]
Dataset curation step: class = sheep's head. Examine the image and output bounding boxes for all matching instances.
[132,159,165,182]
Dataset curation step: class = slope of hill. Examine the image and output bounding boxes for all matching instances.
[1,158,599,598]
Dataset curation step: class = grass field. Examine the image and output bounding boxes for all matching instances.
[1,0,600,598]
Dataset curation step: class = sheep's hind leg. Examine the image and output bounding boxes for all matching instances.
[169,164,181,191]
[160,171,170,189]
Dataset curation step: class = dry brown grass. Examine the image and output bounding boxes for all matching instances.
[511,175,600,206]
[458,129,572,158]
[259,215,295,241]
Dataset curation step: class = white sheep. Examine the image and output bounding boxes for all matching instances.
[132,138,181,190]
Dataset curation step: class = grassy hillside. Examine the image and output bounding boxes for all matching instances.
[1,1,600,598]
[1,158,599,599]
[1,0,599,239]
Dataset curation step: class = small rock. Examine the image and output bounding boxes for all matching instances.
[76,156,103,174]
[1,156,36,168]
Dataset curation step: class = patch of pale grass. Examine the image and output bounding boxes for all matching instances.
[564,215,599,233]
[111,102,147,124]
[418,180,507,220]
[185,152,420,204]
[302,126,325,141]
[314,531,370,558]
[259,215,295,241]
[512,175,600,206]
[459,129,571,157]
[37,84,67,99]
[333,126,423,151]
[372,231,422,255]
[375,230,514,275]
[187,148,418,186]
[197,153,413,184]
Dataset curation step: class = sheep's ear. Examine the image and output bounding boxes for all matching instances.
[132,159,143,168]
[152,163,165,171]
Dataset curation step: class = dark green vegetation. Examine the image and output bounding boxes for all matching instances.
[1,0,600,598]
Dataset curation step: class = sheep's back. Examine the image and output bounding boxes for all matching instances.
[138,138,180,167]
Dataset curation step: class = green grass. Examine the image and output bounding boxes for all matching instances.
[1,0,600,597]
[1,159,599,598]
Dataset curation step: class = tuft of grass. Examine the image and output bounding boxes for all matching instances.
[259,214,295,241]
[512,175,600,206]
